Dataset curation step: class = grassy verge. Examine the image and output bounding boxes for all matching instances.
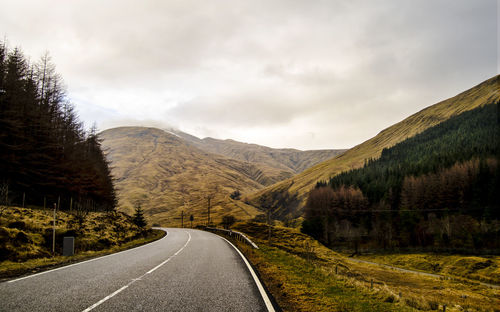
[0,206,165,280]
[0,229,164,280]
[351,253,500,286]
[229,222,499,312]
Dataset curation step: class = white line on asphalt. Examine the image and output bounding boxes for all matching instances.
[7,228,169,284]
[146,232,191,274]
[219,236,276,312]
[81,285,129,312]
[81,231,191,312]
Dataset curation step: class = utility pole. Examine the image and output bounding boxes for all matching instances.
[52,203,57,255]
[207,196,211,226]
[174,210,186,228]
[267,207,272,244]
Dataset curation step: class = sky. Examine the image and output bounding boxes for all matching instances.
[0,0,497,150]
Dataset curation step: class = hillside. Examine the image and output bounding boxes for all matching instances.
[0,206,163,278]
[173,131,346,174]
[101,127,346,226]
[248,75,500,219]
[100,127,272,225]
[303,103,499,250]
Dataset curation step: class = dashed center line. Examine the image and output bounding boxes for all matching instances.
[81,231,191,312]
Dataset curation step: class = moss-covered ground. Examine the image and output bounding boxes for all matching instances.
[0,206,164,279]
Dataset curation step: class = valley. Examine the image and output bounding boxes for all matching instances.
[100,127,344,226]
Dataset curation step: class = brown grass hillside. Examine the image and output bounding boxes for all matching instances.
[100,127,269,226]
[0,206,163,278]
[174,131,346,174]
[248,75,500,218]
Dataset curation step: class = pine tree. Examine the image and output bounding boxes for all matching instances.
[133,203,147,230]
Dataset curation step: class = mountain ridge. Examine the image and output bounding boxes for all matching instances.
[171,129,346,174]
[100,126,345,225]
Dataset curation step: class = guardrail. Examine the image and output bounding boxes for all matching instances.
[205,227,259,249]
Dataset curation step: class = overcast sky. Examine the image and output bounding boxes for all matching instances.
[1,0,497,150]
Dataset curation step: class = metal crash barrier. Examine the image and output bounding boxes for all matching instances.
[205,227,259,249]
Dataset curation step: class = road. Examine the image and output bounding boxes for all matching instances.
[0,228,274,312]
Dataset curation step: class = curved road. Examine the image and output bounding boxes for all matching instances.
[0,229,273,312]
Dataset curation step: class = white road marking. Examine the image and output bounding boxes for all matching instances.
[219,236,276,312]
[81,231,191,312]
[7,228,169,284]
[146,232,191,274]
[81,285,129,312]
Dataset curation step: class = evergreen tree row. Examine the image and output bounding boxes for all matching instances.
[303,103,499,251]
[0,41,116,211]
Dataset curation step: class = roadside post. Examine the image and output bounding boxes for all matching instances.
[63,237,75,256]
[52,203,56,255]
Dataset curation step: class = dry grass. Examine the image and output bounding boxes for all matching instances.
[100,127,266,226]
[231,222,500,312]
[0,206,164,279]
[355,253,500,286]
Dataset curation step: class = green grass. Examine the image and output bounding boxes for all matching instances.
[230,222,500,312]
[245,244,409,312]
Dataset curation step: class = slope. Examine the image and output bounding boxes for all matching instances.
[100,127,267,226]
[248,75,500,219]
[174,131,346,174]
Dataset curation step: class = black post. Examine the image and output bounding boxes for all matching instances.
[52,203,56,255]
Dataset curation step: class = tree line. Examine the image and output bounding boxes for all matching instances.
[302,103,499,252]
[0,41,116,212]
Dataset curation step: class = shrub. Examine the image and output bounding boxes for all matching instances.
[8,221,26,229]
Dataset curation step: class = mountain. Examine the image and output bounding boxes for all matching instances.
[100,127,260,225]
[172,130,346,174]
[100,127,344,226]
[247,75,500,219]
[302,103,499,249]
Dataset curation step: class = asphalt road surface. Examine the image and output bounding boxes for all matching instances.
[0,228,274,312]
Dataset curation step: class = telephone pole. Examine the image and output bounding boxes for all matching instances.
[207,197,211,226]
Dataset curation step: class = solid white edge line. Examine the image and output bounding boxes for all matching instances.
[7,228,169,284]
[219,236,276,312]
[80,230,191,312]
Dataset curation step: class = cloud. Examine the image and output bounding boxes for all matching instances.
[0,0,496,150]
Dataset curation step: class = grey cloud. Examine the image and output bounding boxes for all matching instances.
[0,0,496,150]
[168,90,309,128]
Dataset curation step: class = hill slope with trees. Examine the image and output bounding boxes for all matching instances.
[0,41,116,212]
[303,102,499,251]
[247,75,500,220]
